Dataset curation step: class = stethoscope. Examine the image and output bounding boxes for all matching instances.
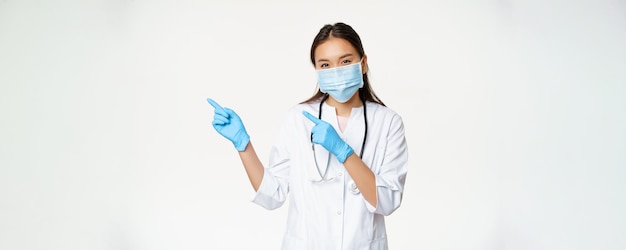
[311,94,368,184]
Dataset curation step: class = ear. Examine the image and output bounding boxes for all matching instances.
[361,55,368,74]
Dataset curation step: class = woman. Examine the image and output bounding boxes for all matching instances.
[207,22,408,250]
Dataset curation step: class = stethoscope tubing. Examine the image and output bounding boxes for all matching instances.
[311,94,368,182]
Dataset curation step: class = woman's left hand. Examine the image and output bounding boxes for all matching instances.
[303,111,354,163]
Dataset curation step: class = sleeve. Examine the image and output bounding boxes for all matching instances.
[366,114,409,216]
[250,111,294,210]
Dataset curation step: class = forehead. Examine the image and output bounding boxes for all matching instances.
[314,37,359,60]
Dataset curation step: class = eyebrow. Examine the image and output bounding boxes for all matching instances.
[317,53,355,62]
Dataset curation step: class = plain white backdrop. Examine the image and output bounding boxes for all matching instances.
[1,0,625,249]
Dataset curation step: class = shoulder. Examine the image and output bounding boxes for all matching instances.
[367,102,404,123]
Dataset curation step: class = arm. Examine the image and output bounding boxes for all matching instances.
[207,98,290,210]
[207,98,264,191]
[364,114,408,215]
[238,142,264,191]
[343,154,377,207]
[334,116,409,213]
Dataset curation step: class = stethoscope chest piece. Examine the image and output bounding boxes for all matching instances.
[349,180,360,195]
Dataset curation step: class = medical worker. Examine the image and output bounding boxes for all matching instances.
[207,22,408,250]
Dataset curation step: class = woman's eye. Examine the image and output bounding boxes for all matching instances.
[320,63,329,68]
[342,59,352,64]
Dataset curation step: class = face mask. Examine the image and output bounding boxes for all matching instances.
[316,61,364,103]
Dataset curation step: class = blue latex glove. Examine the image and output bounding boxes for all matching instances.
[303,111,354,163]
[207,98,250,152]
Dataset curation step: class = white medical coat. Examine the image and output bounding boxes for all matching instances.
[252,100,408,250]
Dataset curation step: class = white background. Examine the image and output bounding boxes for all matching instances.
[1,0,625,249]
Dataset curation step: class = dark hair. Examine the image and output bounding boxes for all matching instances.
[301,22,386,106]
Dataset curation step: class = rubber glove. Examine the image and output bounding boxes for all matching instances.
[207,98,250,152]
[303,111,354,163]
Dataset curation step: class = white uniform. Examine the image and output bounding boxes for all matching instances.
[252,99,409,250]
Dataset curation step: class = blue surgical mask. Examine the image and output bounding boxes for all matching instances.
[316,61,364,103]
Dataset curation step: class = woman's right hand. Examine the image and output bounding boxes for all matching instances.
[207,98,250,152]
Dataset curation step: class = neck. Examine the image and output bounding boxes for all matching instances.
[325,94,363,117]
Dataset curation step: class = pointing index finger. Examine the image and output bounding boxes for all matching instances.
[207,98,224,111]
[302,111,320,125]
